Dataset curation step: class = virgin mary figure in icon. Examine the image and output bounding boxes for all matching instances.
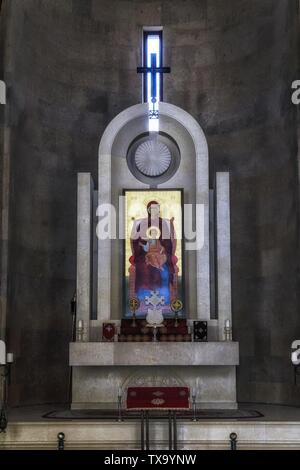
[128,200,178,316]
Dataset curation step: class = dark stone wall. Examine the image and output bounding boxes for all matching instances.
[1,0,299,405]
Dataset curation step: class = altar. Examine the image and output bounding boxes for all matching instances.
[70,99,239,410]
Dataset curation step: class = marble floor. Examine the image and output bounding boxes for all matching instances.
[5,402,300,421]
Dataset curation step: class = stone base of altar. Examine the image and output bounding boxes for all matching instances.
[69,342,239,410]
[71,366,238,410]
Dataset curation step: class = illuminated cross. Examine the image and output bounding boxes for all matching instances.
[137,31,171,131]
[137,54,171,117]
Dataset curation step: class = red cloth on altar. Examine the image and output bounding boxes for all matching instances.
[120,319,188,336]
[126,387,190,410]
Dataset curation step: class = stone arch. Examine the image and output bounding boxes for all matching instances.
[98,102,210,321]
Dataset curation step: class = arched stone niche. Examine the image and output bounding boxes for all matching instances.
[98,102,210,321]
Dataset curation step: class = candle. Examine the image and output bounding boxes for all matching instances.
[192,387,196,397]
[225,319,230,329]
[0,340,5,365]
[78,320,83,329]
[118,387,122,397]
[6,353,14,363]
[292,351,299,364]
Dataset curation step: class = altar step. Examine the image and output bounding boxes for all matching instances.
[1,420,300,450]
[1,404,300,450]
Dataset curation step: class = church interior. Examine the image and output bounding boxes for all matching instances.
[0,0,300,450]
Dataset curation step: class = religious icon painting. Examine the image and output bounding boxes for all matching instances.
[123,189,185,319]
[102,323,116,342]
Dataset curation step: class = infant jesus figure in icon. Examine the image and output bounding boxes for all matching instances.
[140,226,167,271]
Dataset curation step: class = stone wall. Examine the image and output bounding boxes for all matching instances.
[0,0,299,405]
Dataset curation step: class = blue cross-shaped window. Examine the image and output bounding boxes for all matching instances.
[137,30,170,108]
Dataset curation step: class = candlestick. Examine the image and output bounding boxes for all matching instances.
[117,388,123,422]
[191,391,197,422]
[77,320,84,342]
[224,320,232,341]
